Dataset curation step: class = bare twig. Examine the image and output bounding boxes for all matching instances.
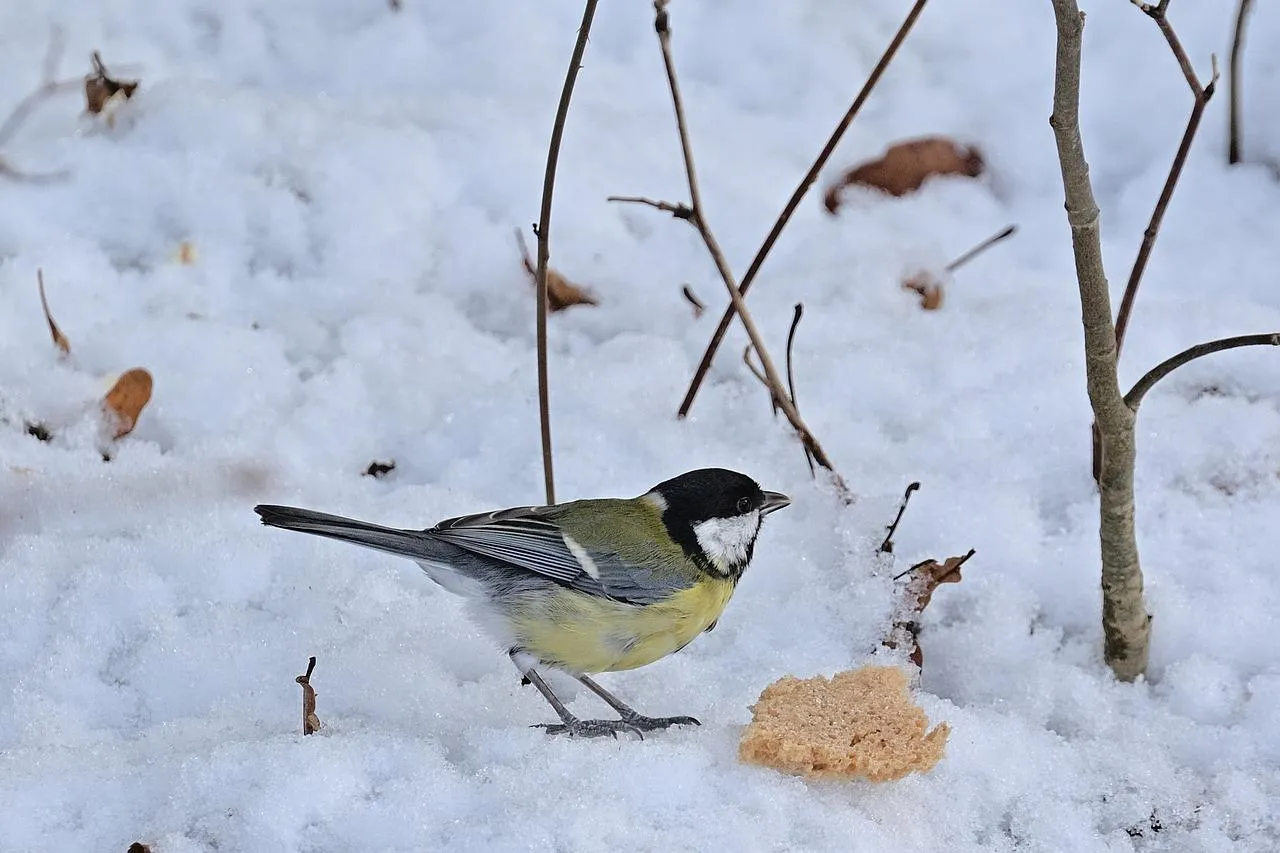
[295,656,321,735]
[742,345,771,397]
[1050,0,1150,681]
[1113,2,1219,359]
[678,0,930,418]
[879,481,921,554]
[945,225,1017,273]
[607,194,693,219]
[681,285,706,318]
[37,269,71,356]
[648,0,845,492]
[0,30,79,183]
[1123,333,1280,409]
[533,0,600,505]
[1228,0,1255,165]
[785,303,814,473]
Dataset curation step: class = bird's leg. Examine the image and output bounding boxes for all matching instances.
[575,674,701,732]
[508,651,642,739]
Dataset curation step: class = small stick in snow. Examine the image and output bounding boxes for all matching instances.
[37,269,71,357]
[1227,0,1254,165]
[944,225,1017,273]
[296,656,321,735]
[784,303,814,474]
[681,285,706,318]
[532,0,601,505]
[879,481,921,555]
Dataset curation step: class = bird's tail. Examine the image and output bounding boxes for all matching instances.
[255,504,432,561]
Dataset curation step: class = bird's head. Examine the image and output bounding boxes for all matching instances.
[644,468,790,579]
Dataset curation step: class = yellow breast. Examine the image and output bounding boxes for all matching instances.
[508,578,737,674]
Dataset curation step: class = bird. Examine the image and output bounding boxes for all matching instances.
[255,467,790,738]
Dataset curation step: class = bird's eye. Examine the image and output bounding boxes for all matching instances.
[736,496,753,514]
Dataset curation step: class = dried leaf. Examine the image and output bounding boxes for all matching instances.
[84,51,138,116]
[901,270,945,311]
[513,228,599,312]
[885,549,974,669]
[543,268,598,311]
[296,656,321,735]
[37,269,71,356]
[102,368,153,439]
[825,137,984,213]
[364,459,396,478]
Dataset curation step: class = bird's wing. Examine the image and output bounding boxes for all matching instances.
[429,505,689,605]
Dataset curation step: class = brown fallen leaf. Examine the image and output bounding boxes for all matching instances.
[102,368,153,439]
[825,137,984,213]
[36,269,71,356]
[885,549,974,668]
[901,270,945,311]
[296,656,321,735]
[513,228,598,311]
[84,51,138,119]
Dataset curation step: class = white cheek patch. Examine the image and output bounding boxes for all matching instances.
[693,511,760,573]
[562,533,601,580]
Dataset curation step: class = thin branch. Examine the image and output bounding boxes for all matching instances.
[785,303,813,474]
[681,284,706,318]
[533,0,600,505]
[879,481,921,554]
[945,225,1017,273]
[742,345,771,395]
[649,0,845,491]
[1228,0,1255,165]
[1113,3,1219,358]
[1123,333,1280,410]
[678,0,930,418]
[0,30,79,183]
[606,194,693,219]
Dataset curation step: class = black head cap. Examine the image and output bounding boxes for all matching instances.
[647,468,791,577]
[650,468,768,525]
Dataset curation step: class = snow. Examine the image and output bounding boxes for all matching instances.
[2,0,1280,850]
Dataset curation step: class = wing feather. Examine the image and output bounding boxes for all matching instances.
[427,504,688,604]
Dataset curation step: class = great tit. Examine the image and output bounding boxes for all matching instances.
[255,468,790,738]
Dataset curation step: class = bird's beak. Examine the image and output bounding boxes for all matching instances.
[761,491,791,515]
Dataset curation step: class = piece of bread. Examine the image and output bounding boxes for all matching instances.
[738,665,949,781]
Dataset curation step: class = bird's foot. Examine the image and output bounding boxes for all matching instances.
[618,712,701,732]
[534,718,645,739]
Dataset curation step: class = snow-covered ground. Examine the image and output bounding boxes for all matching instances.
[3,1,1280,850]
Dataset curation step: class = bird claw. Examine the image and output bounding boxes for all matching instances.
[620,713,701,732]
[533,718,645,740]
